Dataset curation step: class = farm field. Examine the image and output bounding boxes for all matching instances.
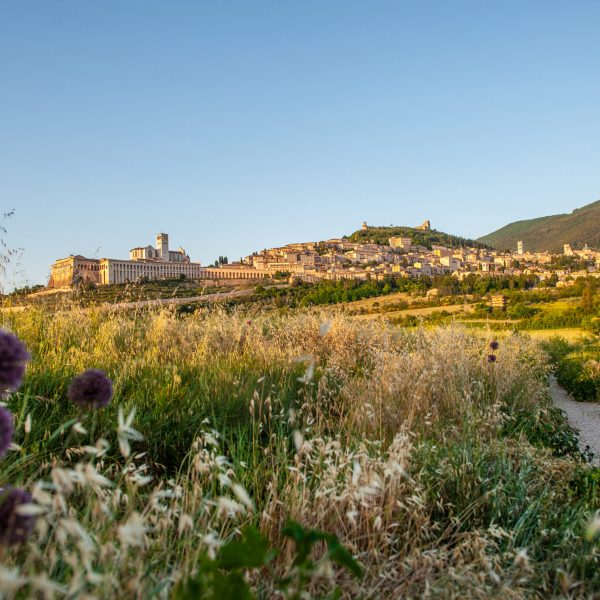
[526,328,594,342]
[342,290,413,309]
[352,302,474,320]
[0,305,598,598]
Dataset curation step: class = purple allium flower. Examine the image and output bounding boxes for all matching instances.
[0,330,30,392]
[488,354,497,363]
[490,340,499,351]
[68,369,113,409]
[0,487,35,546]
[0,407,14,458]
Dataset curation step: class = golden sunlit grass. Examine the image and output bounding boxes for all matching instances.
[0,306,598,598]
[352,302,473,320]
[520,328,593,342]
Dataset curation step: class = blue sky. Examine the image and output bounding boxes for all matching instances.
[2,1,600,287]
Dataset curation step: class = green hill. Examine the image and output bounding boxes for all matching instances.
[478,200,600,253]
[348,225,488,249]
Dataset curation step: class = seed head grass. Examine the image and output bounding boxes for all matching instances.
[0,306,597,598]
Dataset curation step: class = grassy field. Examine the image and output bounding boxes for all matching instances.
[343,290,413,309]
[0,306,599,598]
[526,328,594,342]
[353,302,475,320]
[4,279,247,311]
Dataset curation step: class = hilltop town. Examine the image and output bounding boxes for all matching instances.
[47,220,600,291]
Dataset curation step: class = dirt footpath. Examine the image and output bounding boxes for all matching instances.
[549,375,600,466]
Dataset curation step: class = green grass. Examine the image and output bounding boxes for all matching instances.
[0,307,599,598]
[542,335,600,402]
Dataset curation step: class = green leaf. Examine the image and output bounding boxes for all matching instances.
[283,521,364,579]
[171,575,205,600]
[326,539,364,578]
[218,526,274,570]
[211,572,256,600]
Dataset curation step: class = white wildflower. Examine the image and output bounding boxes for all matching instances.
[232,484,254,511]
[217,496,245,518]
[585,512,600,541]
[0,565,25,590]
[351,461,362,486]
[347,510,358,525]
[118,512,146,548]
[24,413,31,434]
[77,463,113,489]
[129,473,154,487]
[215,455,229,468]
[319,320,333,337]
[297,362,315,384]
[218,473,231,487]
[31,483,53,506]
[52,467,76,493]
[16,503,47,516]
[514,548,530,569]
[202,431,219,446]
[178,513,194,537]
[202,532,222,560]
[293,430,304,452]
[30,574,68,595]
[117,407,144,459]
[58,519,95,552]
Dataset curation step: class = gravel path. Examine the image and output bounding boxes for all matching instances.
[549,375,600,466]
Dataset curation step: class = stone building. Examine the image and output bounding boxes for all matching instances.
[48,255,101,288]
[49,233,268,288]
[389,236,412,250]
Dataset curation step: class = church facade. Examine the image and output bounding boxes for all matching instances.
[48,233,268,288]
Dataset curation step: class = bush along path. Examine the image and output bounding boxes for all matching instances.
[549,375,600,465]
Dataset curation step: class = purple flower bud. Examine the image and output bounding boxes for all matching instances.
[487,354,497,363]
[0,407,14,458]
[0,330,30,392]
[0,487,35,546]
[489,340,499,351]
[68,369,113,410]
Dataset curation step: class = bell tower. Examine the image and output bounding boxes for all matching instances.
[156,233,169,261]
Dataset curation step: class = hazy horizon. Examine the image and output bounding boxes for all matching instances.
[2,1,600,287]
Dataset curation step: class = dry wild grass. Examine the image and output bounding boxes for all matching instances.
[0,306,598,598]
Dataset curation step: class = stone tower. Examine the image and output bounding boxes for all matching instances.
[517,240,524,255]
[362,221,368,231]
[156,233,169,261]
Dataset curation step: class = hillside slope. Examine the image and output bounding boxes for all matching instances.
[478,200,600,252]
[348,225,488,249]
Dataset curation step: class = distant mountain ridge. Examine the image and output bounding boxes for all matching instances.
[348,225,489,249]
[477,200,600,253]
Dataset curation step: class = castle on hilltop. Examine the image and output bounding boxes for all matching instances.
[361,219,431,231]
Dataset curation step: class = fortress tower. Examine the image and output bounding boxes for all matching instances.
[156,233,169,261]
